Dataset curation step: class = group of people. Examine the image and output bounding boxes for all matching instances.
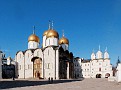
[48,77,53,83]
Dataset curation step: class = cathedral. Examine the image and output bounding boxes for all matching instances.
[81,47,113,78]
[15,22,74,80]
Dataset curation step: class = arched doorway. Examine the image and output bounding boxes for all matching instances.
[96,74,101,78]
[105,73,110,78]
[32,57,42,78]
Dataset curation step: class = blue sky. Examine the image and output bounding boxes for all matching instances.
[0,0,121,66]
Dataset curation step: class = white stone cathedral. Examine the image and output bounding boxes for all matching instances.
[15,22,74,79]
[81,47,113,78]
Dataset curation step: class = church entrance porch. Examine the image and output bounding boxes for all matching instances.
[96,74,101,78]
[32,57,42,79]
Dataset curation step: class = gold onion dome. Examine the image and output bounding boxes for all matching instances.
[46,29,59,38]
[43,30,50,36]
[59,37,69,45]
[28,34,40,42]
[28,27,40,43]
[7,56,11,60]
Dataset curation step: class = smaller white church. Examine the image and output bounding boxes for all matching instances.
[81,47,113,78]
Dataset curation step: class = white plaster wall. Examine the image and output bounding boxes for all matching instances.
[43,36,46,48]
[46,38,58,47]
[24,50,33,78]
[82,62,91,78]
[43,47,57,79]
[74,59,82,78]
[34,49,44,78]
[28,41,39,49]
[116,63,121,82]
[81,58,112,78]
[16,51,25,78]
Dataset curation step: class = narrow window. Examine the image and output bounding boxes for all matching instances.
[48,50,49,56]
[28,53,29,58]
[37,51,39,56]
[49,39,50,45]
[20,54,21,58]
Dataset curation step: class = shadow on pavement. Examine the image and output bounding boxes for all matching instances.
[0,78,84,89]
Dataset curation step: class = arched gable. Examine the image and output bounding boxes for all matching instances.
[16,51,24,62]
[34,48,43,60]
[24,50,33,63]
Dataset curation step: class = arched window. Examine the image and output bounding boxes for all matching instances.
[37,51,39,57]
[20,54,21,58]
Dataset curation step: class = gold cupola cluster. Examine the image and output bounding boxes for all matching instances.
[28,29,40,43]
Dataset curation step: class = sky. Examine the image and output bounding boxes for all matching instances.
[0,0,121,66]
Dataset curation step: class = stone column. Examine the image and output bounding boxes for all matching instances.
[55,49,59,79]
[67,62,69,79]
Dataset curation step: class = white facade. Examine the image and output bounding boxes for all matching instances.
[73,58,82,78]
[16,45,60,80]
[116,63,121,82]
[28,41,39,49]
[46,37,58,47]
[0,52,2,79]
[81,49,113,78]
[15,23,72,80]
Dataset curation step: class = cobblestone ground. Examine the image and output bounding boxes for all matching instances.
[0,78,121,90]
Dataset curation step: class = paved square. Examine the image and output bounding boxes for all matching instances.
[0,78,121,90]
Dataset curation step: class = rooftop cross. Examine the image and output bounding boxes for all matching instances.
[33,26,35,34]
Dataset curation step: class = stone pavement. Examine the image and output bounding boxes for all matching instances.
[0,78,121,90]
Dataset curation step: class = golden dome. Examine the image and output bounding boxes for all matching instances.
[7,56,11,60]
[46,29,59,38]
[28,34,40,42]
[43,30,50,36]
[59,37,69,45]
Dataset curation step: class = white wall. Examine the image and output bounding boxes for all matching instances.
[81,59,112,78]
[74,58,82,78]
[24,50,33,78]
[43,47,59,79]
[116,63,121,82]
[46,37,58,47]
[43,36,46,48]
[16,51,25,78]
[28,41,39,49]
